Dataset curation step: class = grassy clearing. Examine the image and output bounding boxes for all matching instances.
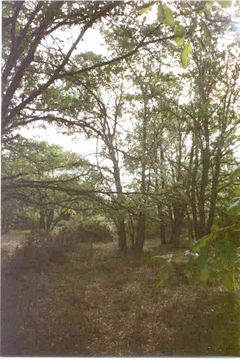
[1,241,239,356]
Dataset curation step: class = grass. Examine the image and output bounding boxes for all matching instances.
[1,239,240,356]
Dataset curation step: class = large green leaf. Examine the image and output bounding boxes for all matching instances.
[158,4,175,26]
[181,42,192,68]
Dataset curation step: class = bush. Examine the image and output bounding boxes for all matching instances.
[5,220,113,272]
[9,230,68,271]
[57,219,114,245]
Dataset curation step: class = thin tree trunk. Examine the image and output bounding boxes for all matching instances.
[39,209,45,230]
[109,146,127,251]
[118,220,127,251]
[134,91,147,252]
[207,147,222,232]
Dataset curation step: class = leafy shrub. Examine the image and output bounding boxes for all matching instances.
[57,219,114,245]
[185,225,239,291]
[157,193,240,291]
[185,186,240,291]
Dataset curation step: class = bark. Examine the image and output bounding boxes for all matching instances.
[198,145,210,238]
[108,144,127,251]
[118,220,127,251]
[39,209,46,230]
[133,213,146,252]
[170,131,185,245]
[134,91,148,252]
[157,203,166,245]
[170,203,185,246]
[207,147,222,232]
[159,140,166,244]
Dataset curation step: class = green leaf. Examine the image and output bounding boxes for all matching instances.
[174,25,186,47]
[181,42,192,68]
[193,234,210,252]
[223,272,235,291]
[174,24,186,37]
[158,4,175,27]
[174,36,185,47]
[199,264,210,282]
[218,0,232,8]
[139,4,153,15]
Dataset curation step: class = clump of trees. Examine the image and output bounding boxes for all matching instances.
[2,0,240,269]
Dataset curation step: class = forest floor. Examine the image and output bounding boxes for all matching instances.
[1,235,240,356]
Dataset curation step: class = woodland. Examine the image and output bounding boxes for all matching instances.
[1,0,240,356]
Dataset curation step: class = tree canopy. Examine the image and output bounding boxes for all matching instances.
[2,0,240,275]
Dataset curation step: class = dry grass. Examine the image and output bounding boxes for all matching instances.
[1,241,239,356]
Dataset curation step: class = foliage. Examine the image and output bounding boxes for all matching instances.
[58,218,114,245]
[188,227,239,291]
[157,185,240,291]
[9,230,68,271]
[2,137,102,232]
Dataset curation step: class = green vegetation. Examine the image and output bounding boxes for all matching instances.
[1,0,240,356]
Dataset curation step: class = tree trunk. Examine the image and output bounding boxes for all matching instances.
[118,220,127,251]
[170,204,184,246]
[108,144,127,251]
[39,209,45,230]
[207,147,222,232]
[157,203,166,244]
[133,213,145,252]
[46,209,54,232]
[133,91,148,252]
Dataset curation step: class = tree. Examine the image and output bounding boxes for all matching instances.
[2,137,102,232]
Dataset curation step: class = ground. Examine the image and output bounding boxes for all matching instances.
[1,231,240,356]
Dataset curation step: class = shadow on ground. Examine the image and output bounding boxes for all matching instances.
[1,241,239,356]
